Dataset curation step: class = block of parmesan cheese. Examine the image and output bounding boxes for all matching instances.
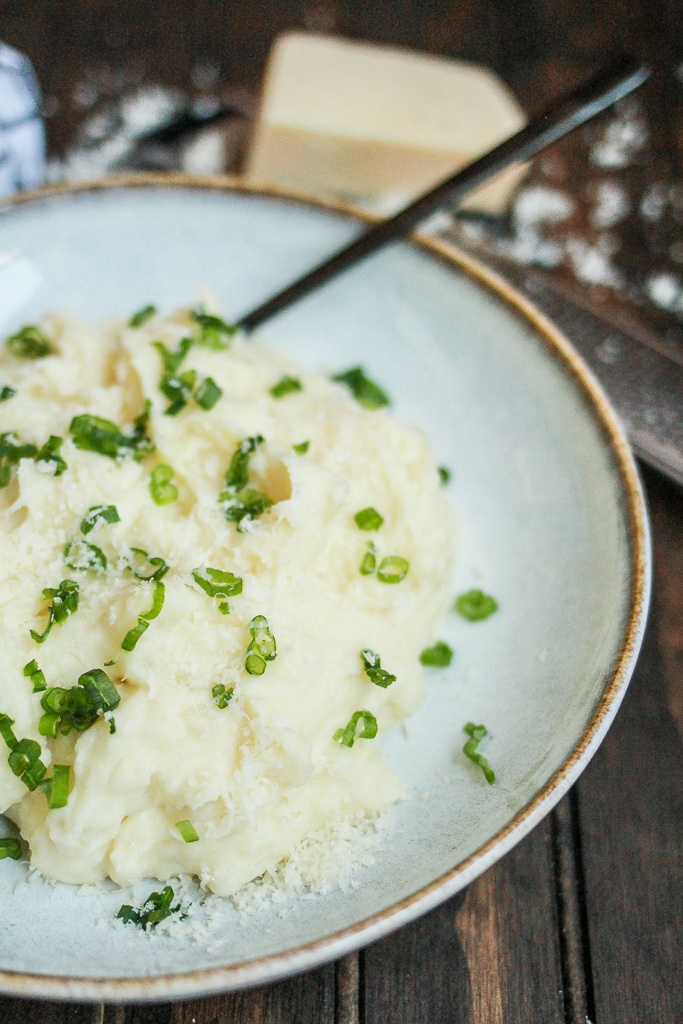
[245,33,528,213]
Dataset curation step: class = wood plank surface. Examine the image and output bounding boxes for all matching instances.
[576,466,683,1024]
[0,1,681,1021]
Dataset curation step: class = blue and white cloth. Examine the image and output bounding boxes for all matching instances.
[0,42,45,196]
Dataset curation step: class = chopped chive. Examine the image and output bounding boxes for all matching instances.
[212,683,234,709]
[0,431,38,461]
[176,819,200,843]
[30,579,79,644]
[117,885,183,929]
[333,710,378,748]
[7,737,47,791]
[332,367,390,409]
[23,659,47,693]
[354,507,384,531]
[359,541,377,576]
[125,548,169,581]
[224,435,264,491]
[377,556,409,584]
[121,580,165,651]
[40,764,70,809]
[438,466,451,486]
[80,504,120,535]
[190,308,237,349]
[194,376,222,410]
[419,641,453,667]
[270,375,302,399]
[161,368,197,416]
[220,436,272,529]
[78,669,121,713]
[69,402,154,461]
[129,304,157,327]
[153,338,192,382]
[0,386,16,402]
[455,589,498,622]
[360,649,396,688]
[463,722,496,784]
[0,713,18,749]
[149,463,178,505]
[6,325,53,359]
[221,487,273,530]
[0,837,21,860]
[0,431,38,489]
[245,614,276,675]
[64,539,107,573]
[292,440,309,455]
[39,670,120,736]
[120,618,149,651]
[192,567,242,615]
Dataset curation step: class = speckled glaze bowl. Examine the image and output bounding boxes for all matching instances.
[0,177,650,1001]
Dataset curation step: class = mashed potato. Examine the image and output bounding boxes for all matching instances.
[0,307,454,897]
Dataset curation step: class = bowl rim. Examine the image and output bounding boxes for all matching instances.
[0,174,651,1002]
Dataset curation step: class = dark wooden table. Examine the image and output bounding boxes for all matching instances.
[2,2,682,1020]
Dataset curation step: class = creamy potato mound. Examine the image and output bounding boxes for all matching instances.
[0,308,454,897]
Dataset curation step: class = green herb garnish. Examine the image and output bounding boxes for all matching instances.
[377,555,409,584]
[117,885,183,929]
[38,764,71,809]
[6,325,53,360]
[292,440,309,455]
[161,368,197,416]
[333,710,378,748]
[0,716,47,792]
[30,579,79,644]
[419,642,453,667]
[194,376,223,410]
[360,649,395,688]
[149,464,178,505]
[220,435,272,530]
[70,401,154,461]
[463,722,495,783]
[23,659,47,693]
[0,837,21,860]
[190,308,237,349]
[176,819,199,843]
[192,567,242,614]
[212,683,234,709]
[80,504,120,534]
[354,507,384,531]
[153,337,192,375]
[222,487,273,529]
[360,541,376,576]
[245,614,277,676]
[0,386,16,402]
[39,669,120,737]
[455,589,498,621]
[224,435,264,491]
[125,548,169,581]
[0,431,38,488]
[270,375,302,399]
[332,367,390,409]
[121,580,165,652]
[438,466,451,486]
[64,539,107,573]
[34,435,67,476]
[129,304,157,328]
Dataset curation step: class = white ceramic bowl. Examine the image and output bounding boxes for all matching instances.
[0,177,650,1001]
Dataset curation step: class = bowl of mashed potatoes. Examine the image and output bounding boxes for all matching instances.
[0,177,650,1000]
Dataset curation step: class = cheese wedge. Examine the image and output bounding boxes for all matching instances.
[245,33,528,213]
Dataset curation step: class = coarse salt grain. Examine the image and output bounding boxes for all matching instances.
[590,181,630,229]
